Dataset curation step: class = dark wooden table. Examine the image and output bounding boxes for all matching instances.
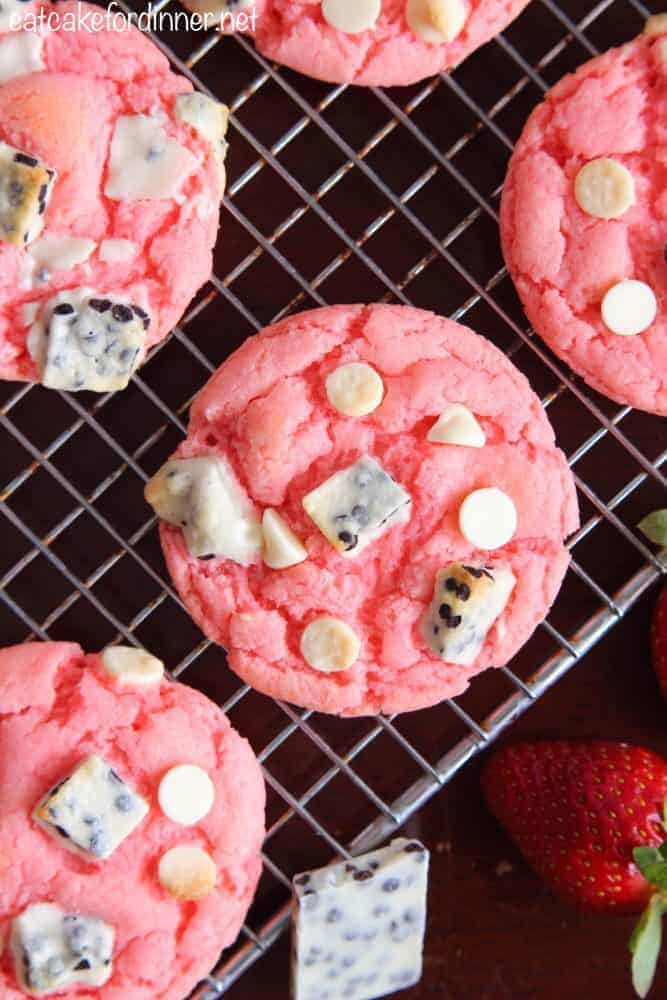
[228,585,666,999]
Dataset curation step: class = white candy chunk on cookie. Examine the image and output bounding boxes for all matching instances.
[174,92,229,192]
[574,158,635,220]
[145,456,262,565]
[27,289,150,392]
[292,838,429,1000]
[101,645,165,687]
[645,13,667,36]
[0,0,36,32]
[105,115,197,201]
[406,0,468,43]
[458,487,517,550]
[325,362,384,417]
[158,764,215,826]
[0,141,56,247]
[99,238,137,263]
[300,616,360,673]
[11,903,114,996]
[29,235,96,272]
[601,279,657,336]
[303,455,412,557]
[427,403,485,447]
[421,563,516,665]
[321,0,381,34]
[262,509,308,570]
[158,845,217,901]
[33,754,149,860]
[0,32,44,85]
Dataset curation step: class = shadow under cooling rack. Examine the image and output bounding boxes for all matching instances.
[0,0,665,995]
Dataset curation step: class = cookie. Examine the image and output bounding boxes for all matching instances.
[145,304,579,717]
[0,641,265,998]
[185,0,531,88]
[501,23,667,415]
[0,2,227,392]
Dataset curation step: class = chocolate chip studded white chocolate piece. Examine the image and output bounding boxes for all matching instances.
[601,279,657,336]
[325,362,384,417]
[11,903,114,997]
[421,562,516,666]
[301,616,361,673]
[458,486,517,550]
[174,92,229,191]
[0,32,44,85]
[262,508,308,569]
[27,289,150,392]
[574,158,635,220]
[33,754,149,860]
[303,455,412,557]
[321,0,381,34]
[101,645,165,687]
[145,456,262,565]
[158,764,215,825]
[158,845,217,901]
[105,115,197,201]
[292,838,429,1000]
[0,141,56,247]
[406,0,468,43]
[427,403,485,447]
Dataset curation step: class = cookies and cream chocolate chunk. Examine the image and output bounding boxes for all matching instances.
[292,838,429,1000]
[422,563,516,665]
[105,115,197,201]
[33,754,149,859]
[174,92,229,191]
[101,645,165,687]
[11,903,114,996]
[0,141,56,247]
[428,403,485,447]
[145,456,262,565]
[28,289,150,392]
[303,456,411,557]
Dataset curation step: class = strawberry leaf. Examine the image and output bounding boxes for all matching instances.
[631,895,665,998]
[638,510,667,547]
[635,847,663,871]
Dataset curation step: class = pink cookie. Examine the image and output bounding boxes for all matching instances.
[146,304,579,717]
[501,24,667,415]
[187,0,531,88]
[0,1,227,392]
[0,641,265,998]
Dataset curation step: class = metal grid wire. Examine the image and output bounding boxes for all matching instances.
[0,0,666,995]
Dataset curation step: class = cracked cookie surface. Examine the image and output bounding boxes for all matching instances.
[501,29,667,415]
[0,641,265,998]
[154,304,579,717]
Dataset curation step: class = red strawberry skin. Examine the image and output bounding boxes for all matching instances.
[482,742,667,915]
[653,584,667,701]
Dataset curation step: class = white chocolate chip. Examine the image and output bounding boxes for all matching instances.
[601,279,657,336]
[0,32,44,85]
[158,765,215,826]
[325,362,384,417]
[406,0,467,43]
[99,238,137,263]
[427,403,485,447]
[29,235,97,272]
[321,0,381,35]
[645,13,667,36]
[262,509,308,570]
[158,845,217,901]
[458,487,517,550]
[101,645,165,687]
[301,616,360,673]
[574,158,635,220]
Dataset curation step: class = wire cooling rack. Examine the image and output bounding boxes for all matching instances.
[0,0,666,995]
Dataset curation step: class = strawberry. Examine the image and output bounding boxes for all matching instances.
[482,741,667,997]
[653,584,667,702]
